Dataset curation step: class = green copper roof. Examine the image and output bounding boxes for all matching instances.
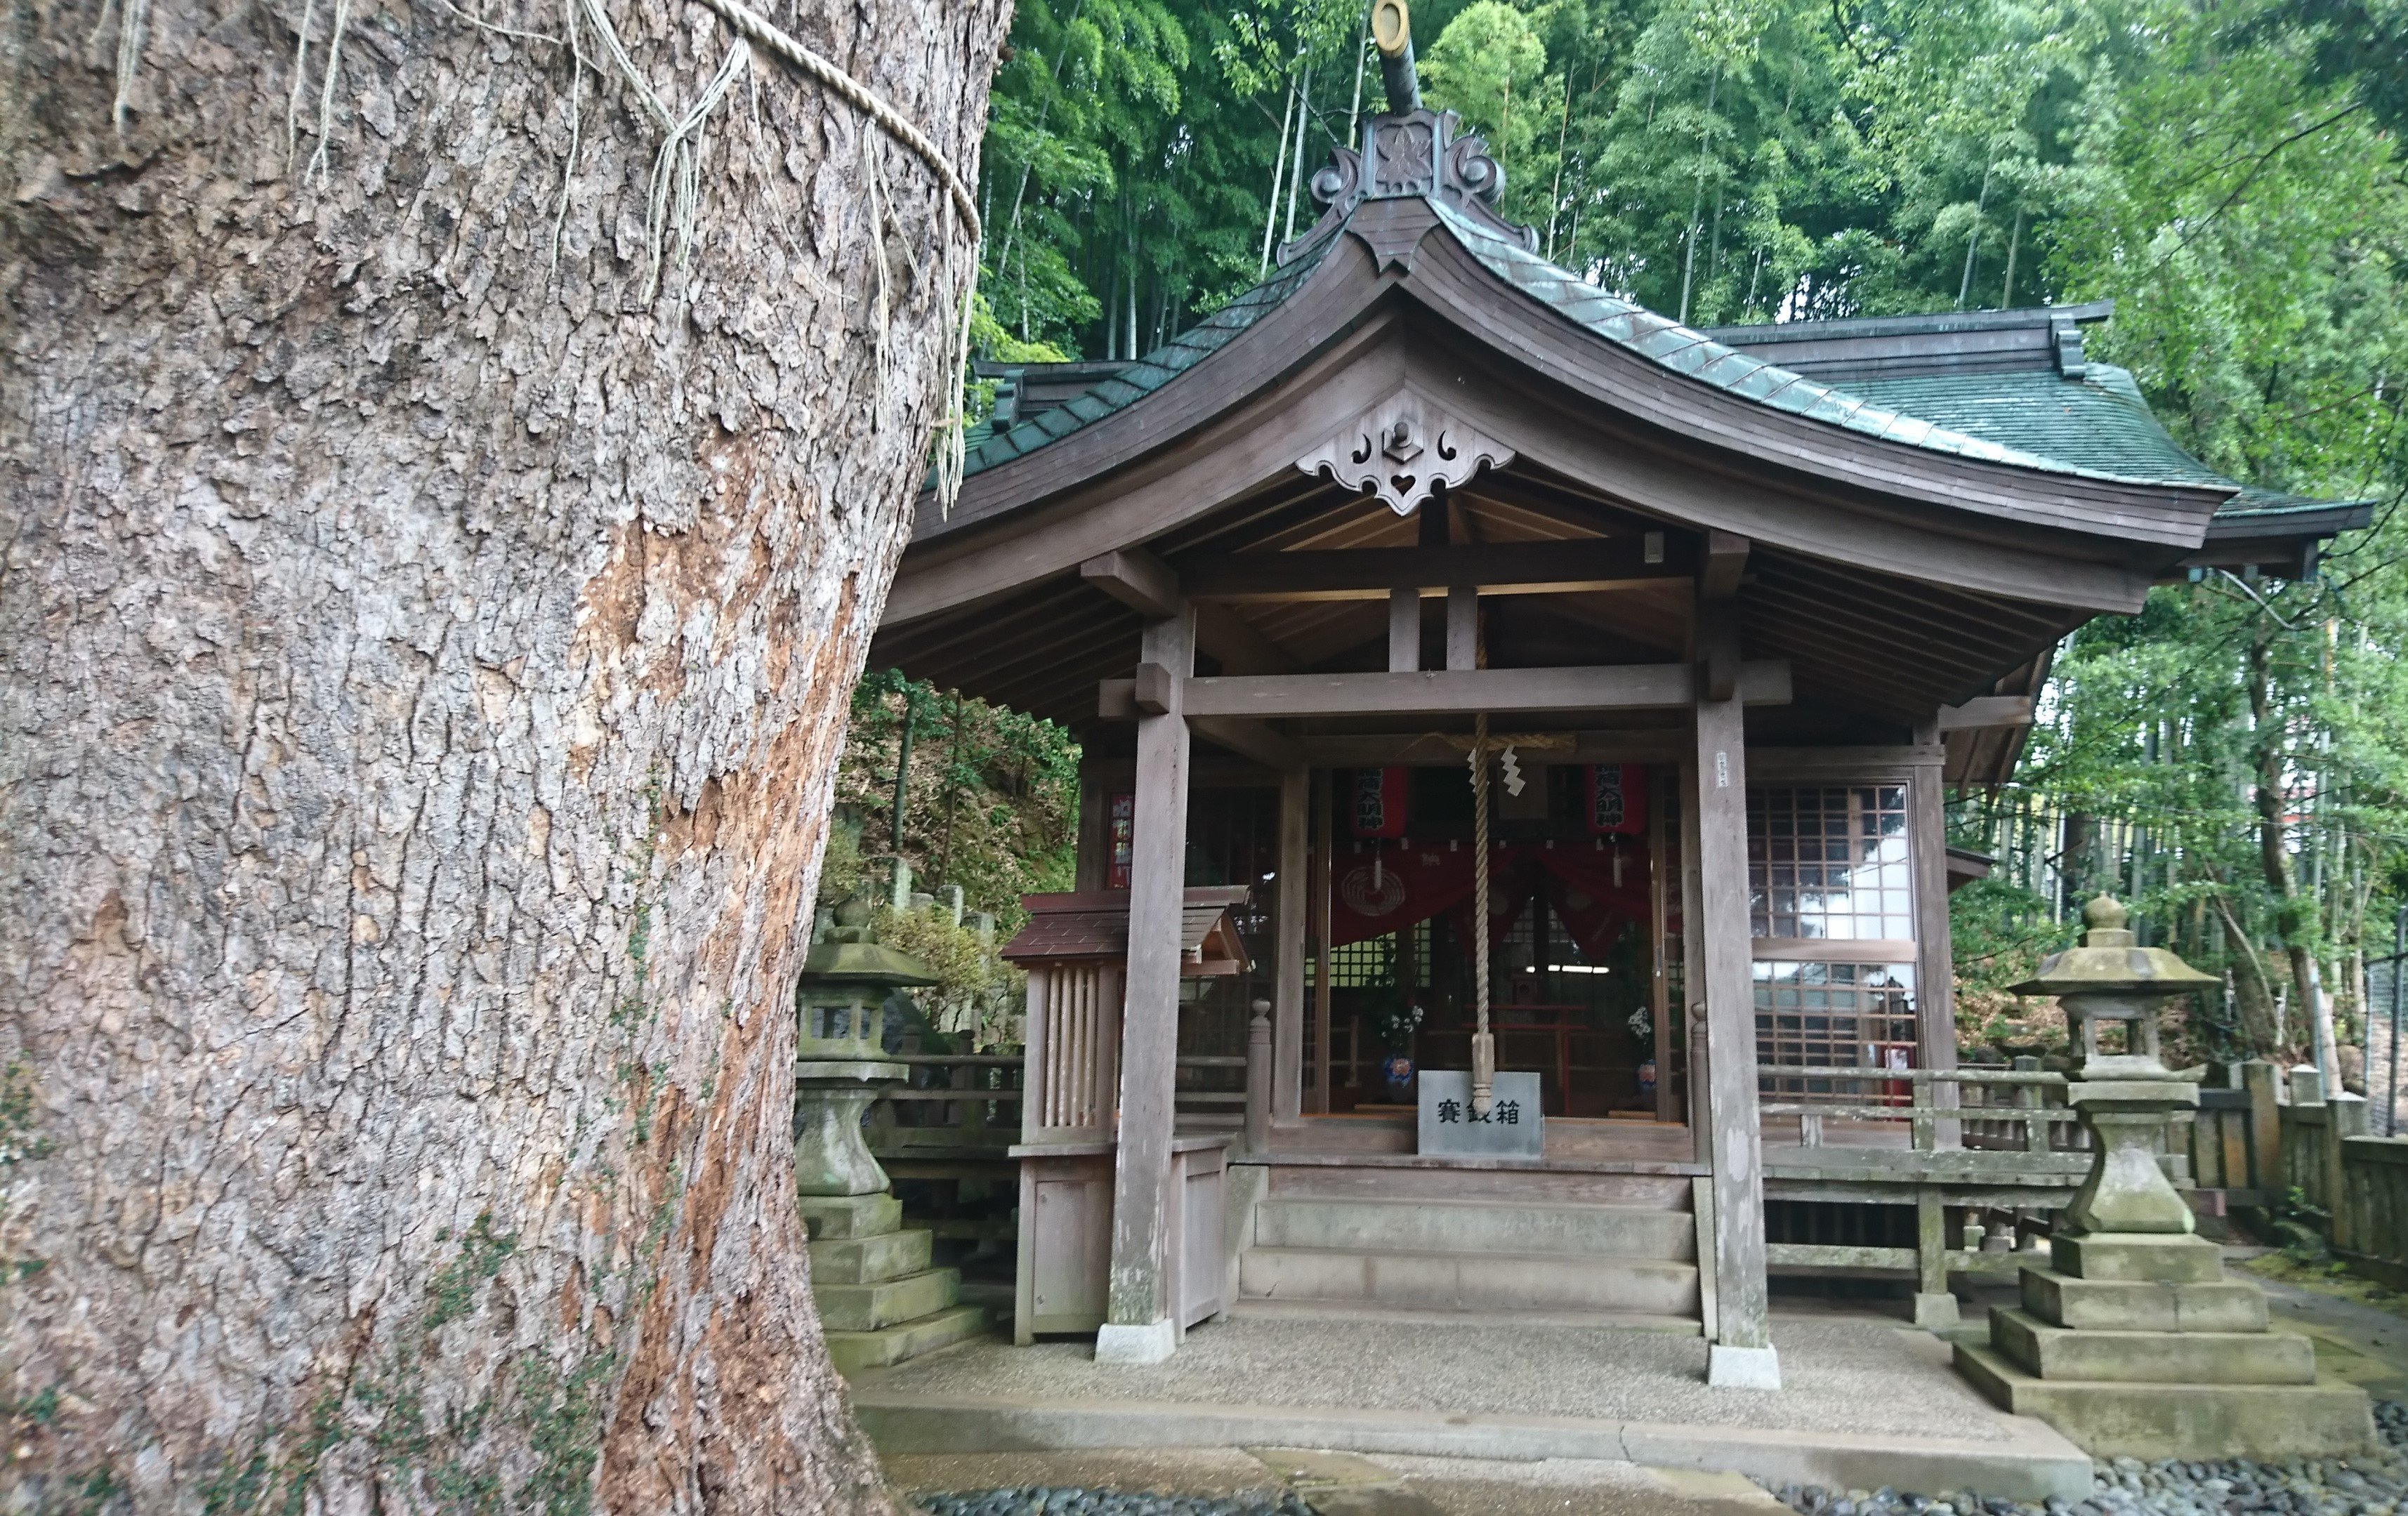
[960,238,1340,476]
[956,191,2324,517]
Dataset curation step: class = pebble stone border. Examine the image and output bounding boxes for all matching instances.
[1758,1401,2408,1516]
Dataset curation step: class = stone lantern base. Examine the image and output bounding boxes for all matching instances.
[1956,1232,2375,1459]
[798,1191,988,1373]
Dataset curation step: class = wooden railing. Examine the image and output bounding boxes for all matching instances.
[861,1051,1253,1159]
[1756,1065,2072,1152]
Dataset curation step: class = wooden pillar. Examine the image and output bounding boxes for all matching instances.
[1692,614,1777,1387]
[1312,767,1334,1113]
[1909,722,1960,1145]
[1445,586,1478,671]
[1388,587,1421,672]
[1273,767,1308,1123]
[1098,607,1195,1364]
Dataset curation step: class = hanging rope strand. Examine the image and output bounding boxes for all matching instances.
[1471,712,1495,1118]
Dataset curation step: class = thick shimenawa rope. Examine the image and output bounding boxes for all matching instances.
[689,0,980,243]
[1471,711,1495,1119]
[588,0,984,507]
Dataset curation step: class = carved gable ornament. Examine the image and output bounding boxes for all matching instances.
[1295,395,1514,518]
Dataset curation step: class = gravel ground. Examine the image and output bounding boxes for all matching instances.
[910,1491,1317,1516]
[1757,1400,2408,1516]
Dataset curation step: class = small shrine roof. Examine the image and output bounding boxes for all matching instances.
[1001,887,1253,973]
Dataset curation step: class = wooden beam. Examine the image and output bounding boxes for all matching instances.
[1180,539,1697,602]
[1176,662,1792,719]
[1388,587,1421,672]
[1311,767,1334,1116]
[1301,730,1687,766]
[1700,529,1750,600]
[1081,548,1183,620]
[1133,662,1177,716]
[1938,694,2035,732]
[1187,715,1304,770]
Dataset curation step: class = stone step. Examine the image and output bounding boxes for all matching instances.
[2020,1267,2267,1334]
[1252,1197,1694,1260]
[817,1266,961,1333]
[810,1227,933,1286]
[1268,1166,1695,1209]
[1956,1340,2374,1461]
[798,1192,903,1241]
[827,1303,990,1375]
[1239,1246,1699,1315]
[1989,1307,2316,1385]
[1230,1296,1702,1335]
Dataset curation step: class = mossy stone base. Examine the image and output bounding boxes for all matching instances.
[825,1304,990,1374]
[1990,1307,2315,1385]
[1956,1342,2374,1461]
[810,1227,933,1285]
[2020,1267,2267,1333]
[2051,1232,2222,1284]
[798,1192,903,1240]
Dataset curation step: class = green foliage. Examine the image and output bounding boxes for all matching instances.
[873,904,1026,1049]
[836,670,1081,931]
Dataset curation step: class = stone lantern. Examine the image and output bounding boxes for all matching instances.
[2015,894,2218,1238]
[789,898,987,1371]
[1956,895,2374,1458]
[791,915,935,1197]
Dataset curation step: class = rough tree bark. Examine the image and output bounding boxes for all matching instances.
[0,0,1004,1503]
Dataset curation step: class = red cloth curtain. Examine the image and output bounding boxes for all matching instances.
[1325,838,1653,960]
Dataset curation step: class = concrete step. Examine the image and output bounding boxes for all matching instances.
[1268,1166,1695,1209]
[1956,1340,2374,1461]
[817,1266,961,1333]
[1989,1307,2316,1385]
[827,1303,989,1374]
[1239,1246,1699,1315]
[1253,1197,1694,1260]
[1230,1296,1702,1335]
[810,1227,933,1286]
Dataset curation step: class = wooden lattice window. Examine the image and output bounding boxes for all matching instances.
[1748,786,1914,942]
[1753,960,1919,1101]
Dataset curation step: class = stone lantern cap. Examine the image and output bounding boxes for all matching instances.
[794,940,937,1065]
[798,940,941,987]
[2006,896,2219,1000]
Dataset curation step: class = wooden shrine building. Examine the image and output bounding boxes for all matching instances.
[864,20,2364,1383]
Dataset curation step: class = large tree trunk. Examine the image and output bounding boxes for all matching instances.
[1,0,1002,1503]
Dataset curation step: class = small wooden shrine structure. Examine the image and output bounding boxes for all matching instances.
[863,13,2365,1380]
[1000,888,1250,1345]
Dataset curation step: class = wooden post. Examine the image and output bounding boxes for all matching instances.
[1245,998,1273,1155]
[1312,767,1334,1114]
[1388,586,1421,672]
[2242,1059,2282,1195]
[1692,614,1776,1386]
[1914,1187,1959,1329]
[1909,727,1959,1147]
[1098,606,1195,1364]
[1445,586,1478,671]
[1273,767,1308,1123]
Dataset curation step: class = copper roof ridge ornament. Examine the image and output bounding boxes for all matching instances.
[1274,0,1538,268]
